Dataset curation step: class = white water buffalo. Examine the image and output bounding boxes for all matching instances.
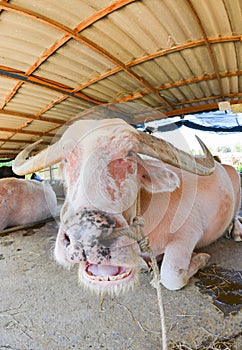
[13,108,242,293]
[0,178,57,230]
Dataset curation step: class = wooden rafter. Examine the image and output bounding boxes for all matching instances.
[0,71,242,125]
[0,0,135,111]
[0,0,241,158]
[0,109,66,125]
[178,93,242,108]
[129,36,241,67]
[0,69,241,122]
[0,65,102,104]
[164,98,242,117]
[0,1,172,108]
[0,153,21,158]
[1,34,239,112]
[0,0,240,119]
[35,35,240,118]
[0,126,56,137]
[0,0,168,148]
[0,138,49,145]
[112,70,242,104]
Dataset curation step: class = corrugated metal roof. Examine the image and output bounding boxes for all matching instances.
[0,0,241,158]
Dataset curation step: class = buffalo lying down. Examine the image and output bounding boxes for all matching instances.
[0,178,57,230]
[13,114,242,293]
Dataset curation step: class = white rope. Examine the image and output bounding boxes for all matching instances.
[130,216,168,350]
[103,194,168,349]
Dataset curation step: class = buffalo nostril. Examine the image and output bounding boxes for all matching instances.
[64,233,71,246]
[82,249,87,261]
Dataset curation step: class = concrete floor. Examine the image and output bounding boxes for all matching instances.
[0,218,241,350]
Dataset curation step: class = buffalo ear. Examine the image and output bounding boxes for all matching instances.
[138,159,180,193]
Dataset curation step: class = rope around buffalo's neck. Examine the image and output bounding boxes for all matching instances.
[122,215,168,350]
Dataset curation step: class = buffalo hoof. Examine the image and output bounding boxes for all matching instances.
[232,217,242,241]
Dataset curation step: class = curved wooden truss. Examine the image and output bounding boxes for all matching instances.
[0,0,241,157]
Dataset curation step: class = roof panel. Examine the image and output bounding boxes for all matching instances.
[23,120,58,133]
[11,0,116,28]
[35,38,116,88]
[106,0,201,55]
[0,131,16,139]
[0,0,241,157]
[212,42,238,72]
[0,11,63,71]
[192,0,242,37]
[82,71,145,102]
[0,114,28,127]
[41,98,95,121]
[0,78,18,105]
[4,84,63,114]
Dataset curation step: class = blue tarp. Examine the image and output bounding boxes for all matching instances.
[141,111,242,134]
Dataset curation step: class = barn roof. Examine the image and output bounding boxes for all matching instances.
[0,0,241,158]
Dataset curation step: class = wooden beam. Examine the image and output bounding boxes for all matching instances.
[75,0,136,31]
[0,65,102,104]
[0,152,21,158]
[176,93,242,107]
[129,36,241,67]
[158,71,242,91]
[0,81,22,109]
[0,126,56,137]
[0,147,27,151]
[72,36,241,96]
[0,137,49,145]
[0,2,172,107]
[0,109,66,125]
[0,0,134,111]
[110,70,242,103]
[164,99,242,117]
[4,35,237,122]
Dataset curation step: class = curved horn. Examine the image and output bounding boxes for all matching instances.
[137,131,215,176]
[13,140,62,175]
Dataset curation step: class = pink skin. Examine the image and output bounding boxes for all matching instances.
[0,178,57,230]
[53,119,242,293]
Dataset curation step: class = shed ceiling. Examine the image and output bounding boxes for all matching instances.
[0,0,241,158]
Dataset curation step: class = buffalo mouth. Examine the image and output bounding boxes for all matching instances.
[78,263,137,295]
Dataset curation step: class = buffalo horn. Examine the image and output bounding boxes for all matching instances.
[13,140,62,175]
[137,131,215,176]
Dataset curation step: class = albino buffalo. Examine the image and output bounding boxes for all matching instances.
[13,107,242,293]
[0,178,57,230]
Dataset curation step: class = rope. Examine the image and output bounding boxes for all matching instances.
[126,215,168,350]
[100,191,168,348]
[135,190,167,349]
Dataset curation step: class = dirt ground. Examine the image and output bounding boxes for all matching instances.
[0,217,241,350]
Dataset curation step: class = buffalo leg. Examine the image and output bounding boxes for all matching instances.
[160,242,210,290]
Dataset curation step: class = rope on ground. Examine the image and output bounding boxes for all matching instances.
[104,215,168,349]
[131,216,168,350]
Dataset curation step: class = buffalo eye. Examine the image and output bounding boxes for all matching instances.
[126,150,134,157]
